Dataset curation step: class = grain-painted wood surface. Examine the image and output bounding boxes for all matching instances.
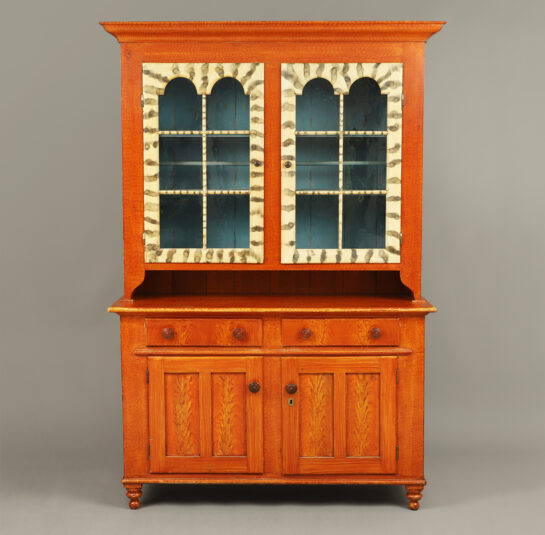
[282,356,397,475]
[102,21,445,299]
[212,373,246,456]
[146,318,262,346]
[103,21,443,509]
[299,373,334,457]
[164,373,200,456]
[149,356,263,473]
[111,294,436,316]
[281,318,400,346]
[346,373,380,457]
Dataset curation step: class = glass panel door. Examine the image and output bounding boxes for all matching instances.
[142,63,264,263]
[281,63,403,264]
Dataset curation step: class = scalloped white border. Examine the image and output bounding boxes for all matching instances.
[142,63,264,263]
[280,63,402,264]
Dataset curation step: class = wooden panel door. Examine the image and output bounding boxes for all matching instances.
[282,356,397,474]
[149,357,263,473]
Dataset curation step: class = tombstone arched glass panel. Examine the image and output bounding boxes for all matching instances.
[207,77,250,130]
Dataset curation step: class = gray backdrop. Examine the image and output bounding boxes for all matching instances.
[1,1,544,533]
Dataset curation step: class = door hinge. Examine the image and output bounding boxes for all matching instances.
[148,442,150,459]
[396,368,399,384]
[396,445,399,461]
[140,93,144,108]
[399,231,403,248]
[401,93,405,108]
[146,369,149,384]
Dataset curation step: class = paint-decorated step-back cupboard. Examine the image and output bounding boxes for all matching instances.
[102,21,444,510]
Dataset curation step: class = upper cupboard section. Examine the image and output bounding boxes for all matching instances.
[142,63,264,264]
[281,63,403,264]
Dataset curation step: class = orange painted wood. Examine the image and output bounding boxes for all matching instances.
[111,295,436,316]
[149,356,263,474]
[164,373,200,456]
[101,21,445,299]
[212,373,246,456]
[299,373,334,457]
[103,21,443,509]
[145,318,262,346]
[281,318,400,346]
[346,373,380,457]
[282,356,397,475]
[123,476,426,485]
[101,21,445,44]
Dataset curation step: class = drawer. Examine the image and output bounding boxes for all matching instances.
[281,318,400,347]
[146,318,262,347]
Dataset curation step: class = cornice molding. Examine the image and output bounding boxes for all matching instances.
[100,21,446,44]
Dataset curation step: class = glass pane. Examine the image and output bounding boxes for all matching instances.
[296,78,339,131]
[344,78,387,131]
[296,136,339,190]
[159,136,202,190]
[207,78,249,130]
[207,136,249,190]
[159,77,202,131]
[343,137,386,190]
[160,195,203,248]
[342,195,386,249]
[207,195,249,248]
[296,195,338,249]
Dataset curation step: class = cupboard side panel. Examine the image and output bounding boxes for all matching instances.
[120,316,149,477]
[397,351,425,477]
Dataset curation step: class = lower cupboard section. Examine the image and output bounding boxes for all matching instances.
[147,355,397,476]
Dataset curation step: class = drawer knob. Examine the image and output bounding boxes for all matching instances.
[285,383,298,394]
[248,382,261,393]
[370,327,382,339]
[161,327,175,340]
[284,161,292,169]
[300,328,312,339]
[232,327,246,340]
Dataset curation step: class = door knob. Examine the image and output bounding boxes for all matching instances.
[285,383,298,394]
[248,382,261,393]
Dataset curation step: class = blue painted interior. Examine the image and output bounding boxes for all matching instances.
[159,137,203,190]
[342,195,386,249]
[296,78,339,131]
[159,77,202,131]
[296,136,339,190]
[343,136,386,190]
[207,136,250,189]
[207,195,249,248]
[159,194,203,248]
[344,78,387,131]
[296,195,339,249]
[207,78,249,130]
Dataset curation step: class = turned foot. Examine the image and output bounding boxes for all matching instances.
[405,484,424,510]
[124,484,143,509]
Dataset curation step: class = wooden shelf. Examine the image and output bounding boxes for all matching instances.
[109,294,436,316]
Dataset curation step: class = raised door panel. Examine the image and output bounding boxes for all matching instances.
[282,356,397,475]
[149,357,263,473]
